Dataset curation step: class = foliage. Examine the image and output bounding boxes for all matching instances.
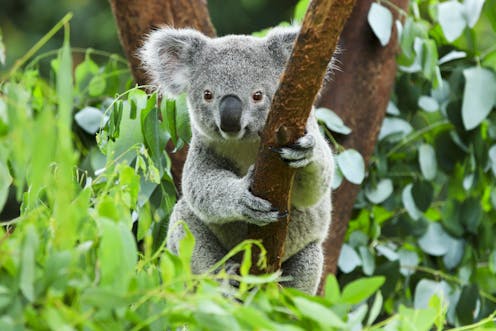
[325,0,496,328]
[0,0,495,330]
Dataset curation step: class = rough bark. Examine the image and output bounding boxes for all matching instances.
[317,0,410,288]
[109,0,216,188]
[247,0,356,273]
[109,0,215,86]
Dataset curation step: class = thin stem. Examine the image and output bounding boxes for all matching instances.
[3,13,73,80]
[386,120,451,157]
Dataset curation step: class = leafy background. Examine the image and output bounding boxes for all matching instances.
[0,0,496,330]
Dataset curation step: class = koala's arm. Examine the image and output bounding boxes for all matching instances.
[291,117,334,209]
[182,142,279,225]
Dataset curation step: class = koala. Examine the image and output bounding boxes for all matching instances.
[139,26,334,294]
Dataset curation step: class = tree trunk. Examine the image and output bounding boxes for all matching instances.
[316,0,409,290]
[108,0,216,189]
[247,0,356,273]
[109,0,215,86]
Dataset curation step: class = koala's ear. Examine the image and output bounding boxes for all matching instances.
[265,26,299,67]
[139,28,208,96]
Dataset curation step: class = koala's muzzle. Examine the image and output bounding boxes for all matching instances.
[219,95,242,133]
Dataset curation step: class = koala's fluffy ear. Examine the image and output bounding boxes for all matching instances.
[265,26,299,67]
[139,28,208,97]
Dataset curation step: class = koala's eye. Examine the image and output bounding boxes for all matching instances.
[252,91,263,102]
[203,90,213,101]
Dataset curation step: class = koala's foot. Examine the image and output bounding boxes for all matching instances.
[239,167,287,226]
[274,133,315,168]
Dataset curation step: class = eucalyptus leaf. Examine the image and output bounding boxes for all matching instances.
[418,222,459,256]
[463,0,485,27]
[336,149,365,184]
[315,107,351,135]
[365,179,393,204]
[292,297,346,328]
[418,96,439,112]
[418,144,437,180]
[75,107,107,134]
[443,238,464,269]
[398,249,419,276]
[439,51,467,64]
[338,243,361,273]
[462,67,496,130]
[438,1,466,42]
[489,145,496,176]
[0,160,11,211]
[402,184,423,220]
[368,3,393,46]
[379,117,413,141]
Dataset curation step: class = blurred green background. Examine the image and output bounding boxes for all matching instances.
[0,0,298,72]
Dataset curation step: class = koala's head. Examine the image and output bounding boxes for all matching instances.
[139,27,298,142]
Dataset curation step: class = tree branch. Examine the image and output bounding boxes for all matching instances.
[247,0,356,273]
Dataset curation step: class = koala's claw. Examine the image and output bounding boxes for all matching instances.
[275,134,315,168]
[239,190,279,226]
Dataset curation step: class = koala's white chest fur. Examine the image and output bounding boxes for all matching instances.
[210,139,260,176]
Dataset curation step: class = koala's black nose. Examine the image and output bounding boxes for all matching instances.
[219,95,242,133]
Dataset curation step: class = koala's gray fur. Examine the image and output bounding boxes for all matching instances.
[139,26,334,294]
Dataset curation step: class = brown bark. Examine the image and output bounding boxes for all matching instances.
[317,0,409,289]
[109,0,216,86]
[109,0,216,188]
[247,0,356,273]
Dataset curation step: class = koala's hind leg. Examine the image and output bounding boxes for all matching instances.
[280,242,323,294]
[167,199,228,274]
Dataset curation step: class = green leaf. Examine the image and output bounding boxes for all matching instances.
[402,184,422,220]
[366,291,383,326]
[439,50,467,64]
[292,297,346,328]
[0,28,5,66]
[0,159,11,211]
[175,94,192,143]
[442,237,464,269]
[341,276,385,304]
[294,0,310,21]
[411,180,433,211]
[20,225,39,302]
[75,106,106,134]
[398,248,419,276]
[359,246,375,276]
[418,144,437,180]
[98,218,137,293]
[418,96,439,112]
[414,279,449,309]
[336,149,365,184]
[438,1,466,42]
[368,3,393,46]
[324,274,340,304]
[338,243,361,273]
[379,117,413,141]
[365,178,393,204]
[488,145,496,176]
[315,107,351,135]
[422,39,439,81]
[460,197,482,233]
[398,305,437,331]
[88,75,106,97]
[418,222,459,256]
[455,284,479,325]
[462,67,496,130]
[464,0,485,27]
[178,222,195,273]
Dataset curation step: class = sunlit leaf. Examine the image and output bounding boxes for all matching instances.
[462,67,496,130]
[368,3,393,46]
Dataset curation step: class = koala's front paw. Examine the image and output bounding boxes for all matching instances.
[275,133,315,168]
[239,189,285,226]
